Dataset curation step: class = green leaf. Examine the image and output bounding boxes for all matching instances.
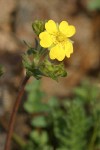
[30,131,48,145]
[32,20,45,36]
[48,97,59,108]
[24,102,35,113]
[31,116,47,127]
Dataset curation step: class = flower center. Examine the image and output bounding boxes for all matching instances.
[56,32,66,43]
[56,33,65,42]
[51,32,67,45]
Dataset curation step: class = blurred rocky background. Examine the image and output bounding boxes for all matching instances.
[0,0,100,149]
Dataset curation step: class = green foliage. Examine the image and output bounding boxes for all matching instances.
[23,80,100,150]
[88,0,100,11]
[54,100,90,150]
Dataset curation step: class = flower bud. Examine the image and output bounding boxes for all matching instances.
[32,20,45,36]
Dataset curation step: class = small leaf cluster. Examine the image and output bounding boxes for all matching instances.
[23,80,100,150]
[39,59,67,80]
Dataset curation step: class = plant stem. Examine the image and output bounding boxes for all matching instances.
[0,117,26,148]
[4,76,30,150]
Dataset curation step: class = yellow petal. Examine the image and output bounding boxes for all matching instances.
[65,41,73,58]
[49,47,56,60]
[59,21,68,34]
[39,32,53,48]
[59,21,76,37]
[45,20,58,34]
[39,31,48,39]
[49,44,65,61]
[65,25,76,37]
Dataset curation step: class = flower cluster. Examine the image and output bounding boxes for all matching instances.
[23,20,76,80]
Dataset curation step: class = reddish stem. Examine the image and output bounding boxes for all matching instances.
[4,76,30,150]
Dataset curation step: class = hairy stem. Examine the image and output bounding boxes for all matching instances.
[4,76,30,150]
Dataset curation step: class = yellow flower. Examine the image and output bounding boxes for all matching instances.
[39,20,76,61]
